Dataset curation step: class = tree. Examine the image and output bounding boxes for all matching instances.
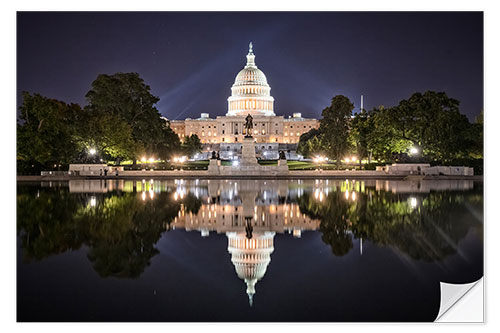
[155,122,182,161]
[391,91,482,162]
[182,134,202,157]
[297,128,323,158]
[76,111,140,162]
[350,109,371,166]
[84,73,169,161]
[319,95,354,169]
[17,92,82,172]
[366,106,413,162]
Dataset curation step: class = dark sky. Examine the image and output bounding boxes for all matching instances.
[17,12,483,121]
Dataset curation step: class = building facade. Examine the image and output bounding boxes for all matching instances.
[168,43,319,160]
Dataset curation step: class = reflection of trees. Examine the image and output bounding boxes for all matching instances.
[299,188,483,261]
[17,186,200,278]
[299,192,353,256]
[17,185,93,260]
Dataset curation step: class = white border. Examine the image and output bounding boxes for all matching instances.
[3,0,498,332]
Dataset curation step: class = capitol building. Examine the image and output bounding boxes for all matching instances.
[168,43,319,160]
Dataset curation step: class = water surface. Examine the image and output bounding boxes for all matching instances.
[17,179,483,322]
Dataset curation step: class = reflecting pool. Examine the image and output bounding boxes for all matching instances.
[17,179,483,322]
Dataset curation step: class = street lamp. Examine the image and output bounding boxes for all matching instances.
[89,148,96,155]
[410,147,419,155]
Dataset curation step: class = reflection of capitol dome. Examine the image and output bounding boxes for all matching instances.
[226,42,275,117]
[226,231,275,306]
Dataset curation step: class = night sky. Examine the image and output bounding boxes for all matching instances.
[17,12,483,121]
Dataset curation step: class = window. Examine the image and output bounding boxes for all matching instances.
[222,130,225,134]
[235,137,238,142]
[222,138,225,142]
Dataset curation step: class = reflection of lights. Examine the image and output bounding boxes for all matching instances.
[410,197,418,208]
[89,196,96,207]
[352,191,356,201]
[149,190,154,200]
[345,191,350,200]
[142,192,146,201]
[232,160,240,167]
[174,192,178,201]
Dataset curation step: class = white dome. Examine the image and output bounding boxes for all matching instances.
[234,67,269,87]
[226,42,275,117]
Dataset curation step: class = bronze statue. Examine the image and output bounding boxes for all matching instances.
[244,114,253,137]
[279,150,286,160]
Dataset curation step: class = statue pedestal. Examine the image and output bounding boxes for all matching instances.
[277,159,289,172]
[207,159,220,175]
[241,136,259,166]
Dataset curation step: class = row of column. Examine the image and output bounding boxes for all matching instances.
[229,99,273,111]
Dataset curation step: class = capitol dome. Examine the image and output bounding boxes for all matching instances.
[226,42,275,117]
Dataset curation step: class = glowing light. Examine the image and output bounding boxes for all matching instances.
[410,197,418,208]
[351,156,357,162]
[410,147,419,155]
[149,157,155,163]
[89,196,96,207]
[232,160,240,167]
[313,155,327,163]
[89,148,96,155]
[141,192,146,201]
[141,157,147,162]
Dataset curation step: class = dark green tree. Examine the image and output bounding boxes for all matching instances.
[319,95,354,169]
[17,92,82,172]
[350,108,371,166]
[297,128,324,158]
[182,134,202,157]
[84,72,170,161]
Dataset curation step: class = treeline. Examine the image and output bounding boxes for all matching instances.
[298,92,483,168]
[17,72,201,174]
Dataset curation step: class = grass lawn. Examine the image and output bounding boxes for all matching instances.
[287,160,359,170]
[121,159,364,171]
